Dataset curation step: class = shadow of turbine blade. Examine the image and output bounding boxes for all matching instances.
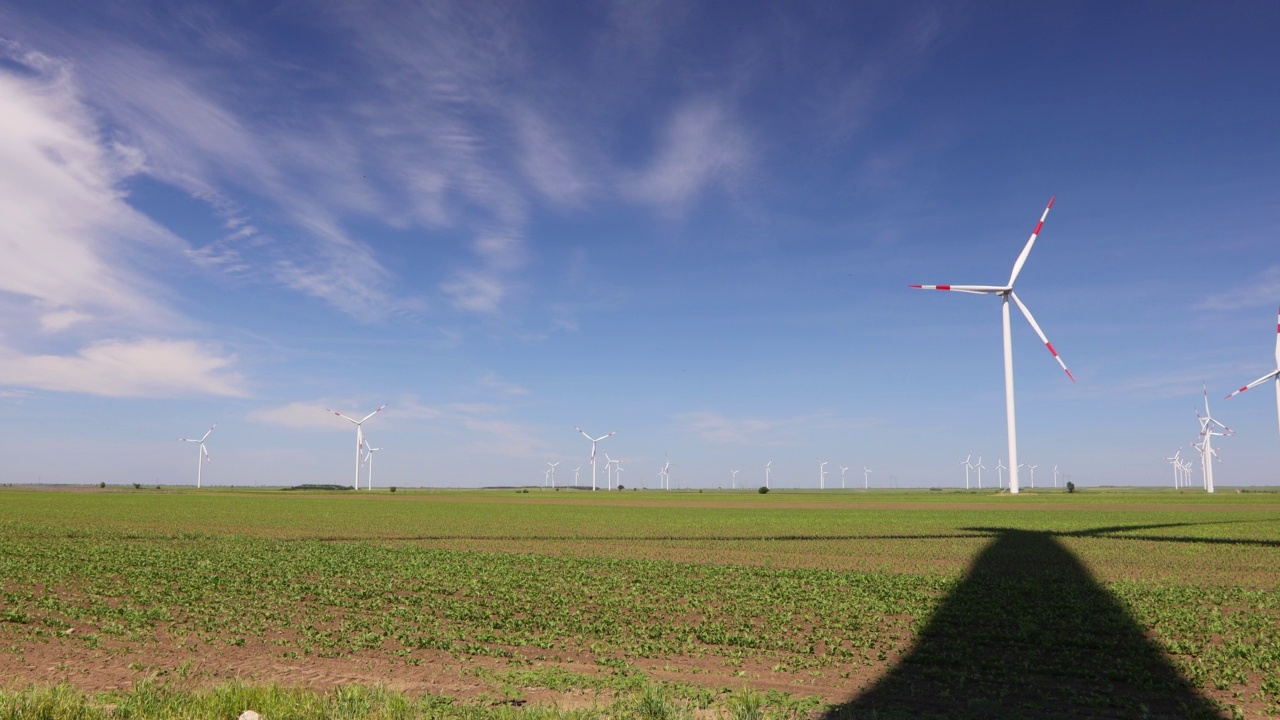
[822,529,1226,720]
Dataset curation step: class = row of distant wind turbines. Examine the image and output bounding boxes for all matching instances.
[177,197,1280,493]
[957,453,1070,490]
[1167,304,1280,495]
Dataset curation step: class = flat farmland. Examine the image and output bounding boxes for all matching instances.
[1,487,1278,719]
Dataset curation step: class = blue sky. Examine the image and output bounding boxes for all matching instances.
[1,1,1278,489]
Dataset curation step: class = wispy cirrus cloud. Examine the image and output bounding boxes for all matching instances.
[674,410,809,445]
[0,44,246,399]
[1198,266,1280,311]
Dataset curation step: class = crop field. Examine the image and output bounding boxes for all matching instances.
[1,487,1279,719]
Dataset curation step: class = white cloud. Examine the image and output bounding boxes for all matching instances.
[1199,266,1280,311]
[623,98,749,217]
[480,372,530,396]
[0,46,181,329]
[674,410,804,445]
[0,339,245,398]
[248,401,345,430]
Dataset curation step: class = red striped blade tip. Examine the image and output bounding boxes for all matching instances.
[1046,195,1056,208]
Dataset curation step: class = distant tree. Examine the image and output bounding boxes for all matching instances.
[1066,481,1076,494]
[758,487,769,494]
[389,486,396,493]
[617,484,625,491]
[133,483,141,490]
[98,482,105,489]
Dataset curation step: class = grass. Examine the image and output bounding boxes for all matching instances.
[1,488,1278,718]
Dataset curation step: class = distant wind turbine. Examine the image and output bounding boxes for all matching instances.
[1195,385,1232,493]
[818,461,829,490]
[863,466,871,489]
[975,456,985,489]
[573,466,581,487]
[328,405,386,490]
[363,445,383,490]
[996,458,1007,488]
[764,460,772,489]
[1164,451,1182,488]
[546,461,560,488]
[1225,306,1280,445]
[605,453,617,490]
[575,427,615,491]
[1020,463,1037,489]
[178,423,216,489]
[839,466,849,489]
[1052,464,1060,488]
[961,453,973,490]
[730,469,739,489]
[911,197,1075,494]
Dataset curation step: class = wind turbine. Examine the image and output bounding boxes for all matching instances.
[910,197,1075,494]
[1052,464,1060,488]
[818,461,829,490]
[605,453,617,490]
[573,466,581,487]
[1180,458,1193,488]
[839,466,849,489]
[961,453,973,490]
[730,469,740,489]
[996,458,1007,488]
[659,457,671,490]
[328,405,386,490]
[1195,385,1233,493]
[1020,463,1037,489]
[764,460,772,489]
[546,461,560,488]
[575,427,615,491]
[1225,306,1280,445]
[615,459,625,488]
[363,445,383,490]
[1165,451,1182,488]
[975,456,985,489]
[863,466,871,489]
[178,423,216,489]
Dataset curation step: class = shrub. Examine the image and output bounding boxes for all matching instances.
[617,484,625,491]
[389,486,396,493]
[98,482,105,489]
[1066,481,1076,493]
[133,483,141,490]
[758,486,769,494]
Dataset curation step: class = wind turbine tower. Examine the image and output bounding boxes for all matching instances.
[546,461,560,488]
[328,405,387,490]
[764,460,772,489]
[178,423,216,489]
[818,461,829,490]
[863,466,871,489]
[911,197,1075,494]
[730,469,739,489]
[839,466,849,489]
[961,453,973,490]
[976,456,985,489]
[575,427,615,491]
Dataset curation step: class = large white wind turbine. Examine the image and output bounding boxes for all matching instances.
[818,461,829,490]
[975,456,985,489]
[363,445,383,490]
[546,461,560,488]
[575,427,615,491]
[911,197,1075,494]
[1195,386,1233,493]
[730,469,740,489]
[961,453,973,490]
[604,453,617,489]
[764,461,772,489]
[1225,306,1280,444]
[1052,464,1060,488]
[328,405,386,490]
[178,423,216,489]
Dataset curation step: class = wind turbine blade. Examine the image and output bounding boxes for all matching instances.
[908,284,1005,294]
[202,444,210,461]
[328,409,359,425]
[1008,196,1055,287]
[200,423,217,442]
[359,405,388,423]
[576,427,592,440]
[596,432,616,442]
[1226,369,1280,398]
[1010,291,1075,382]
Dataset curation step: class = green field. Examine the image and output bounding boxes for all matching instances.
[1,487,1278,718]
